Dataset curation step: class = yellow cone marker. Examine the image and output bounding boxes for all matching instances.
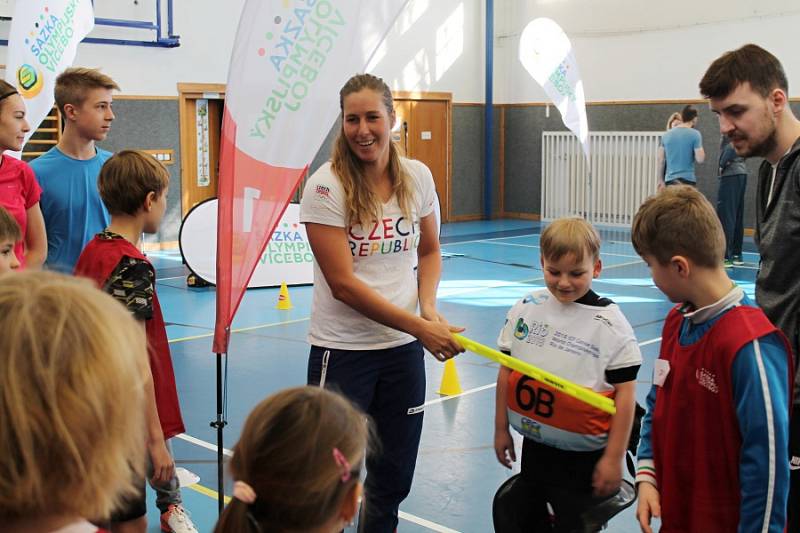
[437,358,463,396]
[275,282,293,310]
[453,333,616,414]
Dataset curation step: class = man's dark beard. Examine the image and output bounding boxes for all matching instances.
[745,128,778,158]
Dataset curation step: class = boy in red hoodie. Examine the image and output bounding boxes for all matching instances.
[75,150,193,533]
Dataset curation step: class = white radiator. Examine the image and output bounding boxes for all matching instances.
[541,131,663,226]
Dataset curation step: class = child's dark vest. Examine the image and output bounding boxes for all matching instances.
[75,236,185,439]
[653,305,790,532]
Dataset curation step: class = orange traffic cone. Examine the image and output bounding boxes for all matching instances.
[275,281,293,310]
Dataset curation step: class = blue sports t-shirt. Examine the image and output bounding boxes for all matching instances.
[31,146,112,272]
[662,127,702,183]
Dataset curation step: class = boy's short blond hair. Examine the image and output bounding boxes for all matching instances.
[54,67,119,115]
[0,271,146,521]
[0,206,21,243]
[631,185,725,267]
[540,217,601,263]
[99,150,170,216]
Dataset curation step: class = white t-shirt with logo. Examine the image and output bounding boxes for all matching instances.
[299,158,437,349]
[497,289,642,450]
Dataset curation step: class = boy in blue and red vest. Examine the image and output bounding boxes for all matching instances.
[632,185,793,532]
[75,150,196,533]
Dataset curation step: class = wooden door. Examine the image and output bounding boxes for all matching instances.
[178,83,226,215]
[392,100,412,156]
[408,100,449,221]
[394,93,451,221]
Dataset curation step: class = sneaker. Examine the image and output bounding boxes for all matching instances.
[723,259,733,268]
[732,256,744,266]
[161,504,199,533]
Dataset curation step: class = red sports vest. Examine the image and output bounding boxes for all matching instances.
[75,236,185,439]
[653,305,791,532]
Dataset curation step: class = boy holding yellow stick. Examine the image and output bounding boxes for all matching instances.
[493,217,642,532]
[632,186,792,533]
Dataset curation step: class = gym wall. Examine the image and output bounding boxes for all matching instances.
[6,1,797,243]
[98,97,797,243]
[99,97,183,246]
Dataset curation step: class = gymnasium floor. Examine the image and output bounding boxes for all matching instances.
[144,218,760,532]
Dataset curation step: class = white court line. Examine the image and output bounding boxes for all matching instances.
[157,275,187,282]
[398,511,461,533]
[423,383,497,407]
[176,434,460,531]
[437,258,644,301]
[638,337,663,347]
[175,433,234,457]
[145,254,184,262]
[168,317,311,344]
[471,240,540,249]
[449,233,756,264]
[444,233,540,246]
[471,240,641,259]
[598,259,644,269]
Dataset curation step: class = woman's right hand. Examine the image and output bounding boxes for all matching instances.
[414,319,465,361]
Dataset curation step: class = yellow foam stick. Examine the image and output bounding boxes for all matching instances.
[452,333,616,415]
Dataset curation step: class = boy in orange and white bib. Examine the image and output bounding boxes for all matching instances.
[493,217,641,532]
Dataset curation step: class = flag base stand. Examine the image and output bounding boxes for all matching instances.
[210,351,228,515]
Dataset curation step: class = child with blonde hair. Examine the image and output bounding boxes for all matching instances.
[215,386,369,533]
[0,271,147,532]
[32,67,118,271]
[0,206,21,273]
[493,217,641,532]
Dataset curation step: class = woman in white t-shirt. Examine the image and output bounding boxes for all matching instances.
[299,73,463,532]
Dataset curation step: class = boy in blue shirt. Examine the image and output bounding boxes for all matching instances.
[32,67,117,272]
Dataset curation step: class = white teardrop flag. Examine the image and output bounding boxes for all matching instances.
[4,0,95,152]
[519,18,589,158]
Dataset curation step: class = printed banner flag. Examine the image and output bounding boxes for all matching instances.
[213,0,409,353]
[519,18,589,158]
[181,200,314,288]
[5,0,94,150]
